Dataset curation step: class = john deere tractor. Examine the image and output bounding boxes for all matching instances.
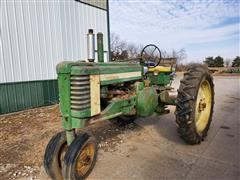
[44,31,214,180]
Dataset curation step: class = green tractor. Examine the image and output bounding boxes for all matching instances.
[44,32,214,180]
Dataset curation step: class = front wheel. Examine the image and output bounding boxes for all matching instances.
[62,132,97,180]
[44,131,67,180]
[175,64,214,144]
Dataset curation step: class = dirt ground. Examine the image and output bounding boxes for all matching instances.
[0,75,239,180]
[0,105,60,179]
[0,103,142,180]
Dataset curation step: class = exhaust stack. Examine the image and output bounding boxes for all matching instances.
[87,29,95,62]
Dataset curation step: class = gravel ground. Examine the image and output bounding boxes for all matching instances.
[0,104,141,180]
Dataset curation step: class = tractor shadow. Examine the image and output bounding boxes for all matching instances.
[134,106,186,145]
[78,119,144,152]
[78,105,185,153]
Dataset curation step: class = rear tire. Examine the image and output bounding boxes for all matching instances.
[44,131,67,180]
[175,64,214,144]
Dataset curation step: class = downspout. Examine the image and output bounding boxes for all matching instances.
[106,0,111,61]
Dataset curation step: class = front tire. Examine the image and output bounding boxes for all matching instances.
[175,64,214,144]
[62,132,97,180]
[44,131,67,180]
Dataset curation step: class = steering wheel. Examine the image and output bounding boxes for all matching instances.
[140,44,162,67]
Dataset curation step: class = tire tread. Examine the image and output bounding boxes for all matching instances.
[175,64,214,145]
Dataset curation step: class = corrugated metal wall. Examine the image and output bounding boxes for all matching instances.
[0,0,109,114]
[1,0,109,83]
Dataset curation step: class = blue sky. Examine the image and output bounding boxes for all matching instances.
[109,0,240,63]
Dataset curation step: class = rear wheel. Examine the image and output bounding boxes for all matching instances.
[175,64,214,144]
[62,132,97,180]
[44,131,67,180]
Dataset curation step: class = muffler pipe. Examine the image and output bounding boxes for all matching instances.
[87,29,95,62]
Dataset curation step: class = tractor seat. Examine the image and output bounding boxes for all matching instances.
[148,66,172,73]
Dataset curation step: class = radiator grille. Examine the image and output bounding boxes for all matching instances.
[70,75,90,111]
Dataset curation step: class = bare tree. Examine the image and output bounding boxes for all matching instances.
[110,33,187,63]
[161,50,170,58]
[110,33,126,53]
[127,44,144,58]
[110,33,142,60]
[171,48,187,64]
[161,48,187,65]
[110,33,120,52]
[126,43,137,58]
[110,33,128,60]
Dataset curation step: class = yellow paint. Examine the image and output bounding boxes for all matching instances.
[195,80,212,133]
[75,143,95,176]
[90,75,101,116]
[100,71,141,81]
[148,66,172,72]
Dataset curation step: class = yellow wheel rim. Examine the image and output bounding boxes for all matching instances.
[75,143,95,176]
[195,80,212,133]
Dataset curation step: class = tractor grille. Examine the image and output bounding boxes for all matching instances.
[70,75,90,111]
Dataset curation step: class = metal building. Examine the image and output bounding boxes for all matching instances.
[0,0,110,114]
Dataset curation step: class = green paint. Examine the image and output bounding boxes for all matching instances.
[101,76,142,85]
[94,112,123,122]
[71,109,91,118]
[56,61,75,74]
[97,33,104,62]
[155,105,166,114]
[71,117,86,129]
[106,0,111,61]
[102,96,136,117]
[224,68,240,73]
[58,73,72,130]
[71,65,142,75]
[69,97,136,129]
[66,130,75,145]
[0,80,58,115]
[96,62,141,66]
[168,98,176,105]
[147,73,171,85]
[136,87,158,117]
[56,61,177,132]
